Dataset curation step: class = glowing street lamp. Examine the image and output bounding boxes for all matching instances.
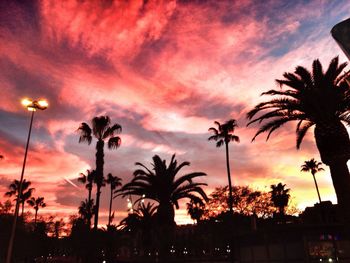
[6,98,48,263]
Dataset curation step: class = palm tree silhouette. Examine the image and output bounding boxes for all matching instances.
[270,183,290,217]
[119,202,158,231]
[247,57,350,210]
[105,173,122,227]
[5,179,34,216]
[301,158,324,203]
[186,199,205,224]
[78,169,95,203]
[27,196,46,225]
[77,116,122,230]
[120,154,208,226]
[78,199,95,225]
[208,119,240,215]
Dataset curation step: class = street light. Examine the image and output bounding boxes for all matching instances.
[6,98,48,263]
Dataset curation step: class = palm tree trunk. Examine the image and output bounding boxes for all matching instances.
[108,186,113,227]
[329,161,350,222]
[34,209,38,225]
[94,186,101,230]
[225,142,234,215]
[88,188,92,228]
[94,140,104,230]
[312,172,322,203]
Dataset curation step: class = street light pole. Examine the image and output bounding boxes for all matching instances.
[6,98,48,263]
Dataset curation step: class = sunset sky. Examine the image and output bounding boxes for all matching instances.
[1,0,350,225]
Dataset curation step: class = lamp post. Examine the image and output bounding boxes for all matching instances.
[6,98,48,263]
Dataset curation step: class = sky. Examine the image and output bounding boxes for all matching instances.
[0,0,350,225]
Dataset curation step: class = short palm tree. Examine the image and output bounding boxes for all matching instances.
[120,154,208,226]
[105,173,122,227]
[27,197,46,225]
[208,119,240,215]
[247,57,350,210]
[270,183,290,216]
[301,158,324,203]
[5,179,34,216]
[77,116,122,230]
[78,199,95,225]
[78,169,95,203]
[186,199,205,224]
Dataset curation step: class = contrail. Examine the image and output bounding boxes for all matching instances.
[64,177,79,189]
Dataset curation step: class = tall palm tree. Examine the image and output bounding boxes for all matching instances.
[5,179,34,216]
[77,116,122,230]
[208,119,240,215]
[27,197,46,225]
[105,173,122,227]
[120,154,208,226]
[301,158,324,203]
[247,57,350,212]
[270,183,290,217]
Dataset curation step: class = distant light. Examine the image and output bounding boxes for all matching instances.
[329,259,333,262]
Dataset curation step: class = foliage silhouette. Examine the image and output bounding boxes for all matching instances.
[301,158,324,203]
[78,169,96,227]
[120,154,208,226]
[247,57,350,213]
[270,183,290,217]
[77,115,122,230]
[105,173,122,227]
[27,196,46,225]
[208,119,240,215]
[5,179,34,216]
[204,185,275,219]
[78,199,95,226]
[187,199,205,224]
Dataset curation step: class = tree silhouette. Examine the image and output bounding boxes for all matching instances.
[78,169,95,203]
[247,57,350,211]
[78,199,95,226]
[301,158,324,203]
[78,169,95,227]
[77,116,122,230]
[187,199,205,224]
[105,173,122,227]
[27,196,46,225]
[270,183,290,217]
[120,154,208,226]
[208,119,239,215]
[5,179,34,216]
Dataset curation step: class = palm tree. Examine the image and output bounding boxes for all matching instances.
[247,57,350,211]
[78,169,95,203]
[77,116,122,230]
[120,154,208,226]
[5,179,34,216]
[119,202,158,231]
[208,119,240,215]
[27,197,46,225]
[105,173,122,227]
[78,169,96,228]
[270,183,290,217]
[78,199,95,225]
[186,199,205,224]
[301,158,324,203]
